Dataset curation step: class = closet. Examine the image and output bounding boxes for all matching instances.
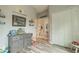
[51,6,79,47]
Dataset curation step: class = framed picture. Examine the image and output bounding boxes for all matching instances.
[46,24,48,30]
[12,15,26,27]
[29,19,34,26]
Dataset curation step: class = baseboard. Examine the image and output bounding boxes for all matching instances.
[49,40,53,44]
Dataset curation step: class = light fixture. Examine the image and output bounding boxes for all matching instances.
[19,9,22,13]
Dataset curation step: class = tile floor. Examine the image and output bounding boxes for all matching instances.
[23,43,73,53]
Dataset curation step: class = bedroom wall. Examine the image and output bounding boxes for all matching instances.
[49,6,79,47]
[0,5,37,52]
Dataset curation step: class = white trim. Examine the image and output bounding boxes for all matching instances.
[49,40,53,44]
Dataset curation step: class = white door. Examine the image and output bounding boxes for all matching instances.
[52,12,65,46]
[52,10,72,47]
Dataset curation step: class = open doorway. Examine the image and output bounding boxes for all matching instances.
[36,17,49,43]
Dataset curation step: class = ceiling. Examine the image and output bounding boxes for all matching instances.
[50,5,75,13]
[32,5,48,14]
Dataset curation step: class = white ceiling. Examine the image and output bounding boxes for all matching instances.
[32,5,48,13]
[50,5,75,13]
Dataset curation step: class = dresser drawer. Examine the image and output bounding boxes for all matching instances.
[8,33,32,53]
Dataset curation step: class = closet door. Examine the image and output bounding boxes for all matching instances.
[64,10,72,47]
[72,8,79,41]
[52,12,65,46]
[52,10,72,47]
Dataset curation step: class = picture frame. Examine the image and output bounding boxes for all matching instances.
[12,15,26,27]
[46,24,48,30]
[29,19,34,26]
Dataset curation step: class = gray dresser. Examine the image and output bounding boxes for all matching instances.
[8,33,32,53]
